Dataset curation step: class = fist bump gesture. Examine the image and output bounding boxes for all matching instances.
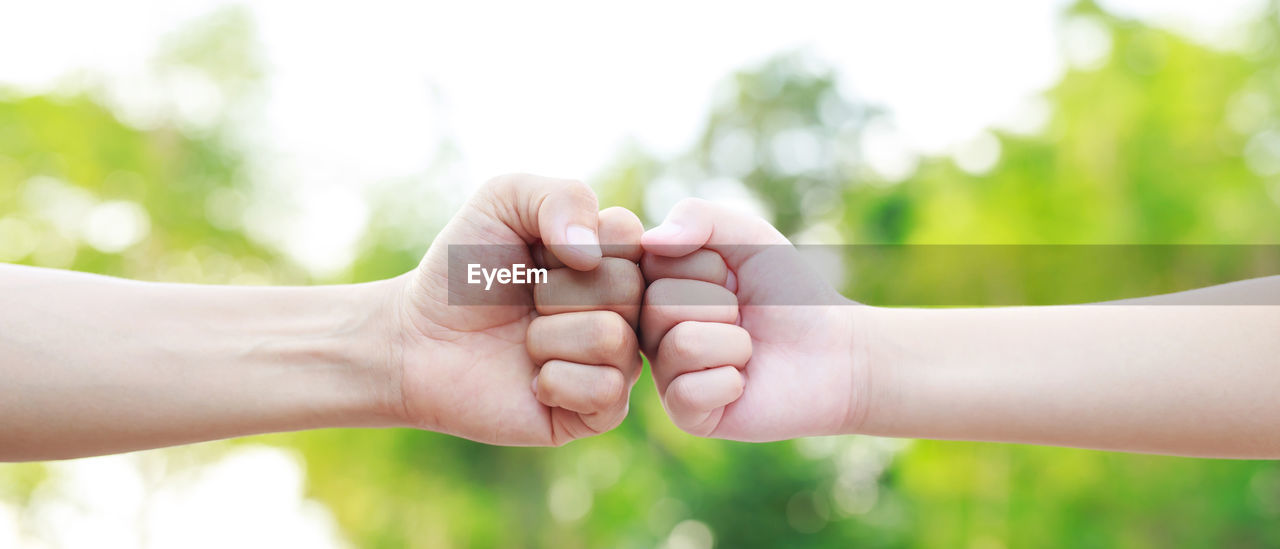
[13,172,1271,460]
[398,176,860,447]
[399,175,864,447]
[387,176,1280,459]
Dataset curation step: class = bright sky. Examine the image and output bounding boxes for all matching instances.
[0,0,1267,274]
[0,1,1268,547]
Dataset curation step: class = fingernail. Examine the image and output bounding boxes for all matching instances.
[644,221,683,241]
[565,224,601,258]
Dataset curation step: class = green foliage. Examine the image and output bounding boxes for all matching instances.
[1,2,1279,548]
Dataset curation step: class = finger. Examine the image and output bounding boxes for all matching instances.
[641,249,728,285]
[653,321,751,393]
[527,310,642,380]
[640,278,738,355]
[534,360,628,416]
[598,206,644,262]
[640,197,788,268]
[535,257,643,326]
[479,173,601,271]
[549,403,628,444]
[579,398,629,434]
[664,366,745,436]
[539,206,643,268]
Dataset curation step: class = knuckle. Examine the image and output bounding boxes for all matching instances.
[666,376,698,411]
[643,278,678,307]
[592,312,633,358]
[590,369,626,409]
[619,280,644,307]
[532,284,557,314]
[603,206,642,229]
[602,403,629,431]
[618,269,645,306]
[598,258,644,305]
[693,249,729,275]
[559,178,596,201]
[533,269,575,312]
[527,313,551,335]
[640,253,661,281]
[675,419,708,437]
[599,256,633,276]
[709,284,739,308]
[526,318,550,360]
[598,207,644,261]
[537,363,565,399]
[663,323,698,362]
[728,326,753,360]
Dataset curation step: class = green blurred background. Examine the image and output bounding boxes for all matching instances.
[2,1,1280,547]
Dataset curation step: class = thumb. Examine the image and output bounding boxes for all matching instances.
[640,197,789,267]
[478,173,602,271]
[640,198,840,306]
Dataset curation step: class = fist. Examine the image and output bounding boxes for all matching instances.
[393,174,645,446]
[639,198,864,441]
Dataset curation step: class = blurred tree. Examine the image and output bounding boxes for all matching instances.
[0,4,289,529]
[637,2,1280,548]
[3,1,1279,548]
[0,5,292,286]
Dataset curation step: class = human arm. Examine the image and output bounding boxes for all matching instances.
[0,264,402,461]
[640,198,1280,458]
[860,301,1280,458]
[1,174,645,461]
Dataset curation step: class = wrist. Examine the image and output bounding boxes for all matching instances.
[846,306,977,440]
[840,304,903,437]
[270,277,410,430]
[350,276,413,428]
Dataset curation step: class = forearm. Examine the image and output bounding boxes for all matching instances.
[0,264,405,461]
[857,303,1280,458]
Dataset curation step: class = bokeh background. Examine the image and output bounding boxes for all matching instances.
[3,0,1280,547]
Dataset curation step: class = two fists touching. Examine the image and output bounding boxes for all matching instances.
[7,172,1273,460]
[392,173,856,446]
[384,173,1280,459]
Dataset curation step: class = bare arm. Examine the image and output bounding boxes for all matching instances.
[0,174,646,461]
[858,278,1280,458]
[0,264,402,461]
[639,199,1280,457]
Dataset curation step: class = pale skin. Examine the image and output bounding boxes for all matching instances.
[4,185,1279,462]
[641,198,1280,459]
[0,174,645,461]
